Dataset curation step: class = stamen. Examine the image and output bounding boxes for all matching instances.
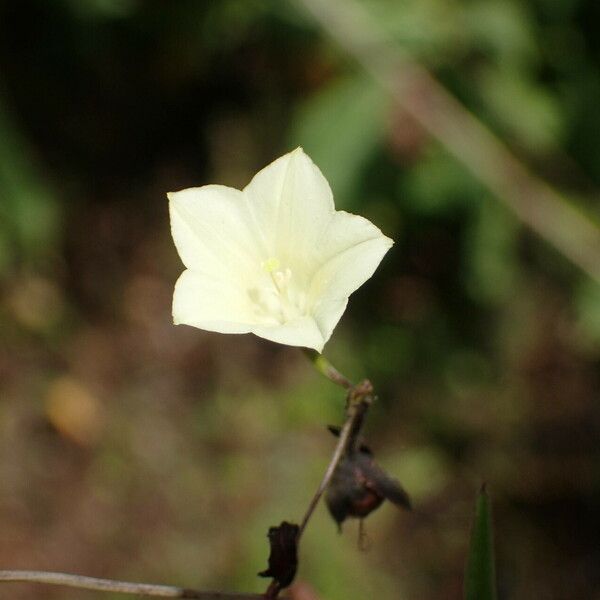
[250,259,305,324]
[262,257,281,273]
[272,268,292,293]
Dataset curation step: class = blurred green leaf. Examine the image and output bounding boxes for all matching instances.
[201,0,272,50]
[575,279,600,343]
[363,0,465,64]
[0,96,61,273]
[403,148,482,215]
[479,67,564,151]
[464,485,497,600]
[465,197,519,305]
[291,74,388,206]
[463,0,538,68]
[387,446,449,501]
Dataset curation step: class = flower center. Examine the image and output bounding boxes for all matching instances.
[248,257,307,324]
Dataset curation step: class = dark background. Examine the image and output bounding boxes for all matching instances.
[1,1,600,598]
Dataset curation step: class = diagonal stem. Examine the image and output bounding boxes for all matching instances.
[296,351,373,540]
[0,571,266,599]
[296,409,354,538]
[302,349,353,390]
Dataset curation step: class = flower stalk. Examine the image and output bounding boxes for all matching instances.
[296,351,374,540]
[302,349,353,390]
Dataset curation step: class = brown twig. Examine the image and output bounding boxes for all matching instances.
[0,570,266,599]
[296,378,374,540]
[295,350,361,538]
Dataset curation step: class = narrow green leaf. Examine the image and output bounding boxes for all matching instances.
[464,485,497,600]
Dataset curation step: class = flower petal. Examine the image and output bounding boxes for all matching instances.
[173,269,257,334]
[308,211,393,338]
[169,185,262,278]
[251,316,327,352]
[243,148,335,267]
[168,150,394,351]
[309,298,348,350]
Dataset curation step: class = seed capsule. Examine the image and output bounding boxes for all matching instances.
[325,426,411,529]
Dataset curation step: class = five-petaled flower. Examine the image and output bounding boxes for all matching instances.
[168,148,393,352]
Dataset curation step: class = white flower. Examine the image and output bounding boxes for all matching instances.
[168,148,393,352]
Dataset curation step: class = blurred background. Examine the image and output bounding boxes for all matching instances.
[1,0,600,598]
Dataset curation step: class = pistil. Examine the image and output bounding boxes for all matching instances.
[255,258,302,323]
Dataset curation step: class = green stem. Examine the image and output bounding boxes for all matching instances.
[302,349,353,390]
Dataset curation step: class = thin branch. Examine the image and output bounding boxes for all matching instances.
[0,571,266,599]
[297,379,373,539]
[297,410,353,538]
[298,349,357,539]
[296,0,600,283]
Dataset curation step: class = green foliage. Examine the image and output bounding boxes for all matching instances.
[463,0,538,67]
[575,279,600,343]
[464,486,497,600]
[479,67,564,151]
[0,98,61,274]
[1,0,600,597]
[291,74,389,205]
[364,0,465,63]
[465,197,519,305]
[403,148,483,215]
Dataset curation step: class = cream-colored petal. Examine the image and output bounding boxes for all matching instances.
[169,185,262,278]
[317,210,393,266]
[169,150,394,351]
[310,298,348,350]
[243,148,335,266]
[251,315,327,352]
[308,211,393,337]
[173,269,257,334]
